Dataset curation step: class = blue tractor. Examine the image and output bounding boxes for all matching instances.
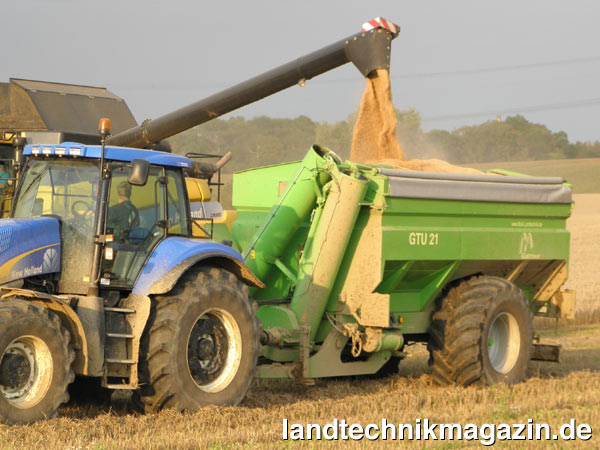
[0,138,264,423]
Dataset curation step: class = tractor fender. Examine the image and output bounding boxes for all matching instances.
[132,237,264,296]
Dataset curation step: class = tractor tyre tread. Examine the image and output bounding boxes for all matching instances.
[0,299,74,424]
[134,266,258,413]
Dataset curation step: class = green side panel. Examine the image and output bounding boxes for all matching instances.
[379,197,570,334]
[382,197,570,262]
[263,346,299,363]
[399,302,436,334]
[231,159,312,300]
[388,262,458,311]
[233,160,300,210]
[256,305,298,331]
[233,148,331,291]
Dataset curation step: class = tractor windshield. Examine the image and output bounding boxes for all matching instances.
[13,159,100,293]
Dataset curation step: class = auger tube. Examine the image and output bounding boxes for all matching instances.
[106,25,398,148]
[289,168,369,342]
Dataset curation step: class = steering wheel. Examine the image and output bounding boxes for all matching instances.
[71,200,92,217]
[69,200,94,232]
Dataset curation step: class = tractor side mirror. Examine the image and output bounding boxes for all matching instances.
[128,159,150,186]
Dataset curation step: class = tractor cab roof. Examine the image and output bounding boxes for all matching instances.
[23,143,191,169]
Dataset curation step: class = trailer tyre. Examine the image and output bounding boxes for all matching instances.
[428,276,532,386]
[135,266,259,412]
[0,299,75,424]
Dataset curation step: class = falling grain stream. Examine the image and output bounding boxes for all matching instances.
[351,69,482,174]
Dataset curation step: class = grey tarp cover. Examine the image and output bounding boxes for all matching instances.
[379,168,572,204]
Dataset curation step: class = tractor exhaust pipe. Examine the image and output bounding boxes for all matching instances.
[107,18,399,149]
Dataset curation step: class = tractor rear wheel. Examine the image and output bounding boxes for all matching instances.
[427,276,532,386]
[135,266,259,412]
[0,299,75,424]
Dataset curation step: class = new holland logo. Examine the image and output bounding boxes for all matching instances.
[42,247,60,273]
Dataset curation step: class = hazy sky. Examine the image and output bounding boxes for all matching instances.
[4,1,600,142]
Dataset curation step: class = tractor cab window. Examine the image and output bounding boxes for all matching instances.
[102,166,166,287]
[13,159,99,293]
[165,168,190,236]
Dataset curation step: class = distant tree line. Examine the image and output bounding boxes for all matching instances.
[168,110,600,172]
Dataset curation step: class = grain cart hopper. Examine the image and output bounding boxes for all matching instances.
[229,146,573,384]
[0,19,400,423]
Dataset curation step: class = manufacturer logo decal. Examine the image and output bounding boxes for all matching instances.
[519,232,540,259]
[43,247,60,272]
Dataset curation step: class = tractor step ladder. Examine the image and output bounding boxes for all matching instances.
[103,306,138,390]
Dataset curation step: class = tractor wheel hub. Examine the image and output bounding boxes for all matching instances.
[0,353,31,389]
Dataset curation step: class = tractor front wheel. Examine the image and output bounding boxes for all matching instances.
[135,266,259,412]
[428,276,532,386]
[0,300,75,424]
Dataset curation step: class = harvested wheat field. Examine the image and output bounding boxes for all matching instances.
[564,194,600,315]
[0,194,597,449]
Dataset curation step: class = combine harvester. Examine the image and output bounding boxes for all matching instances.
[0,78,148,216]
[0,18,573,423]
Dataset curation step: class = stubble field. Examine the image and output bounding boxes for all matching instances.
[0,188,598,449]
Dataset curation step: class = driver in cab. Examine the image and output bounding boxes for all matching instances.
[108,181,139,242]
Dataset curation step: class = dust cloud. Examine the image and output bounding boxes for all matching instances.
[350,69,482,175]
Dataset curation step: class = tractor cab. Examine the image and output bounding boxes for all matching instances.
[11,143,192,294]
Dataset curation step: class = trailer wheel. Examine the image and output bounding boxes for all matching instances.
[135,266,259,412]
[0,300,75,424]
[427,276,532,386]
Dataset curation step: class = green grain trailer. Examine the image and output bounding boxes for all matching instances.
[226,145,573,385]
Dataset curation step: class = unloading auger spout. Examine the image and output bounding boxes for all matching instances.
[106,18,400,148]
